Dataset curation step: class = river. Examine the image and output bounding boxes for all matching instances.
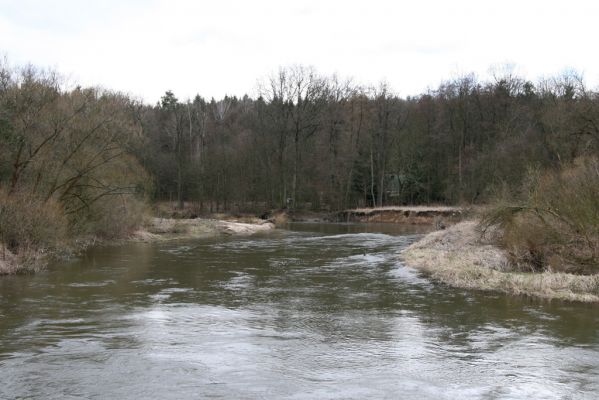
[1,223,598,399]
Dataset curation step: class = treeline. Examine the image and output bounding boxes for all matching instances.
[137,66,599,211]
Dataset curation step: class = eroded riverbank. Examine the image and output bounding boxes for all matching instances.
[336,206,464,224]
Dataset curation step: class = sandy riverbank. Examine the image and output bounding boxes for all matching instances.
[401,220,599,302]
[130,217,276,242]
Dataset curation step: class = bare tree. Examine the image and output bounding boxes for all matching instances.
[259,66,328,207]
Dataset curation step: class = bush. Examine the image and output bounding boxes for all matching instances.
[69,194,147,240]
[483,157,599,274]
[0,190,69,272]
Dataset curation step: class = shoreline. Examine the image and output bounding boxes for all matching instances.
[336,206,464,224]
[401,220,599,303]
[130,217,276,242]
[0,217,275,275]
[4,212,599,303]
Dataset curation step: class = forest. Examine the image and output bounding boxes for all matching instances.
[1,62,598,271]
[140,66,598,211]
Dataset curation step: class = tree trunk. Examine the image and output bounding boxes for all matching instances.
[292,132,299,209]
[177,130,183,210]
[378,165,385,207]
[370,146,376,208]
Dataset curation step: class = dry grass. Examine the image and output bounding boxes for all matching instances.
[0,245,19,274]
[402,220,599,302]
[0,244,50,274]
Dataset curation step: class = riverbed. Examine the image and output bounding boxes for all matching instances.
[1,223,598,399]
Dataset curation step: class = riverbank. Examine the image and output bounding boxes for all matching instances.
[0,217,275,275]
[131,217,275,241]
[401,220,599,302]
[336,206,464,225]
[1,204,454,275]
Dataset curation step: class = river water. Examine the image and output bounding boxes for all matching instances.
[1,223,598,399]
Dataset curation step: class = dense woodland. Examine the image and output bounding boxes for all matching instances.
[3,63,599,213]
[139,66,599,211]
[1,62,598,271]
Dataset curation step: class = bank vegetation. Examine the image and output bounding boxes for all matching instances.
[402,158,599,301]
[1,59,598,276]
[402,219,599,302]
[0,63,152,272]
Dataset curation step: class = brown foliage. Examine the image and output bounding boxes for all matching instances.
[0,64,150,273]
[0,189,68,272]
[483,157,599,274]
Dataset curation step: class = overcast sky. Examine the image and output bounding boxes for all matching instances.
[1,0,598,103]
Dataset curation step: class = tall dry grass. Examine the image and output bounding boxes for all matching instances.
[402,221,599,302]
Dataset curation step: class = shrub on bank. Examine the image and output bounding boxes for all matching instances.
[0,65,152,273]
[0,190,69,273]
[483,157,599,274]
[0,188,148,273]
[70,194,147,240]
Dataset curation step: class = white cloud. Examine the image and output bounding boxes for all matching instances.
[1,0,598,102]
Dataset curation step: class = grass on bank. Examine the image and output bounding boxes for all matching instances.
[402,221,599,302]
[403,157,599,302]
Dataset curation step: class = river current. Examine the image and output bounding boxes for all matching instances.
[1,223,598,399]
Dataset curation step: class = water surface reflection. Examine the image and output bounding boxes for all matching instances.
[0,223,598,399]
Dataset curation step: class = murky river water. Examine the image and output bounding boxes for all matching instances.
[1,223,598,399]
